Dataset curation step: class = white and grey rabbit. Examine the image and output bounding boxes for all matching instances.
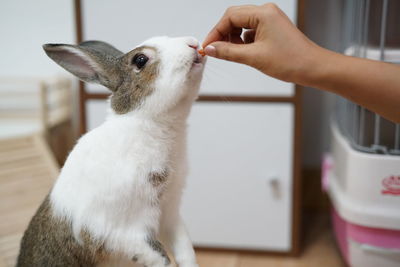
[17,36,206,267]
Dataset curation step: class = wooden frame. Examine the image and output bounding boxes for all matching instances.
[0,77,72,134]
[74,0,303,256]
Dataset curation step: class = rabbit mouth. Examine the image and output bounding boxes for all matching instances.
[192,53,204,65]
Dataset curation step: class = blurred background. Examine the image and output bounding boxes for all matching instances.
[1,0,399,267]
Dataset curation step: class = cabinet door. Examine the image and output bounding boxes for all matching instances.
[82,0,297,96]
[181,103,294,251]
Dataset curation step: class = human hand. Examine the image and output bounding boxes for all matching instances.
[202,3,400,123]
[202,3,324,84]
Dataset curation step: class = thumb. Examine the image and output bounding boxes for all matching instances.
[204,42,250,65]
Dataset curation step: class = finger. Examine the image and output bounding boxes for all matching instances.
[230,33,244,44]
[243,29,256,44]
[230,27,243,44]
[229,27,244,44]
[204,41,252,65]
[202,5,260,47]
[203,5,258,46]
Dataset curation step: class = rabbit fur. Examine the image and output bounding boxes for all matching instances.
[17,36,206,267]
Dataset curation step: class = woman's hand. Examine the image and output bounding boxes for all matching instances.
[202,3,323,85]
[203,3,400,122]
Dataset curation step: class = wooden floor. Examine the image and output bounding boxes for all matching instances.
[0,135,59,267]
[195,214,346,267]
[0,136,345,267]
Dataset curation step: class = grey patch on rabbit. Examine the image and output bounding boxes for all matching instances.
[111,46,160,114]
[149,170,169,187]
[149,170,169,204]
[145,237,171,265]
[17,196,106,267]
[43,42,160,114]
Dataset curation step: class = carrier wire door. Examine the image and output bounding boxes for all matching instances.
[336,0,400,155]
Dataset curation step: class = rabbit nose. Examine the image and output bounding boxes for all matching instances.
[184,37,200,49]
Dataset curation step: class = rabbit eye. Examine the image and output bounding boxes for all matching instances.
[132,54,148,69]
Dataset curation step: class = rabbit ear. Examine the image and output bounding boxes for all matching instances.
[79,40,123,58]
[43,43,122,91]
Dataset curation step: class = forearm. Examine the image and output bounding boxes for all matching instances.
[300,47,400,123]
[203,3,400,122]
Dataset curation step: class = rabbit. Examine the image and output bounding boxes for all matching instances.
[16,36,206,267]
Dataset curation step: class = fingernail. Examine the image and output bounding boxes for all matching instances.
[204,45,216,57]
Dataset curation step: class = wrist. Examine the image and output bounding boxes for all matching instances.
[293,45,337,89]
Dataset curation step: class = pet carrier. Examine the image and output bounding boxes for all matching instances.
[322,1,400,266]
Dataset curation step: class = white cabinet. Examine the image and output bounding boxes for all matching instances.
[1,0,75,76]
[182,103,294,250]
[86,101,296,251]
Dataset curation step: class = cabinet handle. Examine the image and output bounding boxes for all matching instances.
[267,175,279,187]
[267,175,281,198]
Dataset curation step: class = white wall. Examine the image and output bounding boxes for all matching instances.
[0,0,78,135]
[0,0,75,76]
